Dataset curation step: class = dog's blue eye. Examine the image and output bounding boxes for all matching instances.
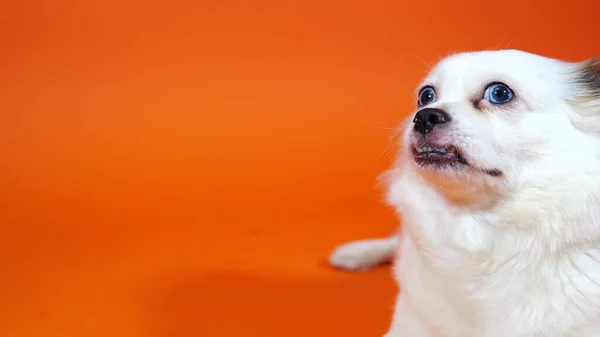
[418,86,436,107]
[484,83,514,104]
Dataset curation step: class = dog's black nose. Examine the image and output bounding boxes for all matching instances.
[413,108,451,134]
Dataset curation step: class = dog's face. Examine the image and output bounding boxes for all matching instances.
[402,50,600,206]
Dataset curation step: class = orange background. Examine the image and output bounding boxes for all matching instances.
[1,1,598,336]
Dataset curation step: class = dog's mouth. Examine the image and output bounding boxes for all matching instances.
[411,144,469,167]
[410,143,503,177]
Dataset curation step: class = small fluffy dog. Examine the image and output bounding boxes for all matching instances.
[329,49,600,337]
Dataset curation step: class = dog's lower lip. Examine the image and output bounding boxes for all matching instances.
[411,144,468,166]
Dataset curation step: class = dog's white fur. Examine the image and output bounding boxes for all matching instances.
[330,49,600,336]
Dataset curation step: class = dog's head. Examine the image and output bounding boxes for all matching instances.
[400,50,600,207]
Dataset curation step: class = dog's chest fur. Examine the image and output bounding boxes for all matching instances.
[389,165,600,337]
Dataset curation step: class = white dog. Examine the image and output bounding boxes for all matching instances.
[329,49,600,337]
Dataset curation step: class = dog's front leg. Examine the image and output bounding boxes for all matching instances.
[328,236,398,271]
[383,292,431,337]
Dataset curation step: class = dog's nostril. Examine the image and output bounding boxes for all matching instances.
[413,108,451,134]
[429,114,441,124]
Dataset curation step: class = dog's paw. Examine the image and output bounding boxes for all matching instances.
[328,239,394,271]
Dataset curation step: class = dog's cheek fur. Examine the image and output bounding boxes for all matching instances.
[568,58,600,131]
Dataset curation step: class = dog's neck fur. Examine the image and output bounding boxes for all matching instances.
[387,157,600,336]
[389,149,600,261]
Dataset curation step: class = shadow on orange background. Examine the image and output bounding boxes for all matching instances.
[0,0,598,336]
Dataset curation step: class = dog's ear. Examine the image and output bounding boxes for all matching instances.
[568,58,600,131]
[576,57,600,95]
